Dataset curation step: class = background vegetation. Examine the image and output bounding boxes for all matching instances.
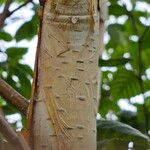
[0,0,150,149]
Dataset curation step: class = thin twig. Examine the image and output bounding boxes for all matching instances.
[7,0,32,17]
[0,0,13,29]
[0,0,32,29]
[0,78,29,116]
[0,114,30,150]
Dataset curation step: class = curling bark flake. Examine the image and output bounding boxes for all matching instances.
[29,0,106,149]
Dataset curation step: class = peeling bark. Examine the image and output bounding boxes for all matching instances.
[29,0,105,149]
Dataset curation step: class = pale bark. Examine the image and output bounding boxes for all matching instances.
[30,0,105,149]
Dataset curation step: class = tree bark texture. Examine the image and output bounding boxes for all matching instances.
[30,0,105,149]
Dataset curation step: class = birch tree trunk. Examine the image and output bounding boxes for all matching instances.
[29,0,106,149]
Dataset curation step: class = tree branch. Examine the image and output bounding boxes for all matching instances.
[0,0,13,29]
[0,0,32,29]
[0,114,30,150]
[0,78,29,116]
[7,0,32,17]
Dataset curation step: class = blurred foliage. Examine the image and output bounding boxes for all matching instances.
[0,0,36,127]
[97,0,150,149]
[0,0,150,149]
[97,120,149,149]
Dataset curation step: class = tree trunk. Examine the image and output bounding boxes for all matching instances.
[29,0,105,149]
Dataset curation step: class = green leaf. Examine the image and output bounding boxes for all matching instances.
[17,64,33,77]
[13,66,32,99]
[108,24,127,48]
[110,69,141,101]
[99,58,131,67]
[5,47,28,70]
[2,103,20,115]
[15,0,26,3]
[0,0,5,4]
[128,41,139,71]
[18,74,31,99]
[99,98,120,117]
[142,28,150,50]
[145,96,150,109]
[15,15,38,41]
[135,104,148,132]
[6,47,28,59]
[15,21,35,41]
[0,96,6,107]
[109,4,127,16]
[142,48,150,70]
[0,31,12,41]
[118,110,137,127]
[98,140,148,150]
[97,120,150,148]
[143,79,150,94]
